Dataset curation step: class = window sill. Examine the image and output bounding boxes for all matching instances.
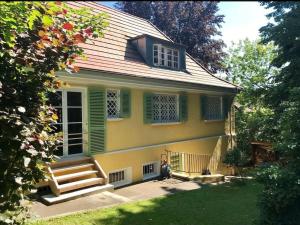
[107,118,123,122]
[143,173,160,181]
[151,122,182,126]
[204,119,225,123]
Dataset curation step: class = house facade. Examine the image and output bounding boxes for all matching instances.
[46,2,238,191]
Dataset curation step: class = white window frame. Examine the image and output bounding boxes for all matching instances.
[142,161,160,180]
[50,87,87,158]
[108,167,132,188]
[152,93,179,124]
[153,44,180,69]
[205,96,224,121]
[106,89,121,120]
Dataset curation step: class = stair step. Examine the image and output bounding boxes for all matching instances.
[52,163,94,174]
[50,156,91,169]
[41,184,114,205]
[58,177,104,193]
[56,170,98,182]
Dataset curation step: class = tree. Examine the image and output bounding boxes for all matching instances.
[0,2,108,224]
[224,39,278,167]
[116,1,226,73]
[257,2,300,225]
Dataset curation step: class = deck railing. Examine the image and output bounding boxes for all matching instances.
[165,150,219,175]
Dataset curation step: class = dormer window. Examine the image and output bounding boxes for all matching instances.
[153,44,179,69]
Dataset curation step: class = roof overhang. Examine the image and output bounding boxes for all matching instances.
[57,69,239,95]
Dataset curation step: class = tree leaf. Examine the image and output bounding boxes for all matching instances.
[28,9,42,29]
[62,22,73,31]
[42,15,53,27]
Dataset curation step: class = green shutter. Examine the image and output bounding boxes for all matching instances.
[120,89,131,118]
[223,96,232,119]
[179,93,188,122]
[144,92,153,124]
[200,95,207,120]
[88,87,106,155]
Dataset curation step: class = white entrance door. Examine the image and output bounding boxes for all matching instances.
[49,89,84,157]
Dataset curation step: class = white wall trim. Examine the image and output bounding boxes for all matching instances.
[100,134,228,156]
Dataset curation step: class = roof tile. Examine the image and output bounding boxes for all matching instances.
[67,1,237,90]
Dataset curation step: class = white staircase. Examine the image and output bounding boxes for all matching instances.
[41,156,113,205]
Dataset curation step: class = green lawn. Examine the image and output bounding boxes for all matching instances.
[30,181,262,225]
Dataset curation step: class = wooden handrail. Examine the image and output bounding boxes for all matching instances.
[92,159,108,184]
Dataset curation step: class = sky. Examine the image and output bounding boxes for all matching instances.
[99,1,271,48]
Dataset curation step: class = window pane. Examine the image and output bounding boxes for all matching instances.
[68,144,83,155]
[67,108,82,123]
[206,97,222,120]
[48,91,62,107]
[67,92,82,106]
[107,90,120,118]
[152,94,178,123]
[68,137,82,145]
[68,123,82,134]
[174,62,178,69]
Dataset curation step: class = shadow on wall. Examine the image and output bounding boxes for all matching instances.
[88,181,260,225]
[208,136,229,174]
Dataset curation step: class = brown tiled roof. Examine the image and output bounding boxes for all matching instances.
[68,2,237,90]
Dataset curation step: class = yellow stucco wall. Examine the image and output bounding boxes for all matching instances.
[97,87,233,182]
[59,83,234,184]
[106,89,226,151]
[94,135,230,183]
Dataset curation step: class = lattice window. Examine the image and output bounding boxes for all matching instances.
[107,89,120,119]
[206,96,223,120]
[153,44,179,69]
[152,94,178,123]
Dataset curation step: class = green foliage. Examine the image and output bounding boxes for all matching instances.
[223,147,243,167]
[225,39,279,107]
[116,1,226,73]
[256,2,300,225]
[0,2,108,224]
[224,39,278,165]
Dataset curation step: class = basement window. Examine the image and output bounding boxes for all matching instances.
[143,162,159,180]
[108,167,132,187]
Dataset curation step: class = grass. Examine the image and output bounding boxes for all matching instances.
[29,181,262,225]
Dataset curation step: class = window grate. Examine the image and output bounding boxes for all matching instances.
[206,96,223,120]
[107,89,120,119]
[152,94,178,123]
[170,154,182,171]
[143,163,155,176]
[109,170,125,183]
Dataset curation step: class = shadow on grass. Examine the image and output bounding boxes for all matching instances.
[89,181,261,225]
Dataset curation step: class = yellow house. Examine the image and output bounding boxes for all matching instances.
[41,2,239,204]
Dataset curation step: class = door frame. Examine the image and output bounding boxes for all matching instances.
[58,86,88,158]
